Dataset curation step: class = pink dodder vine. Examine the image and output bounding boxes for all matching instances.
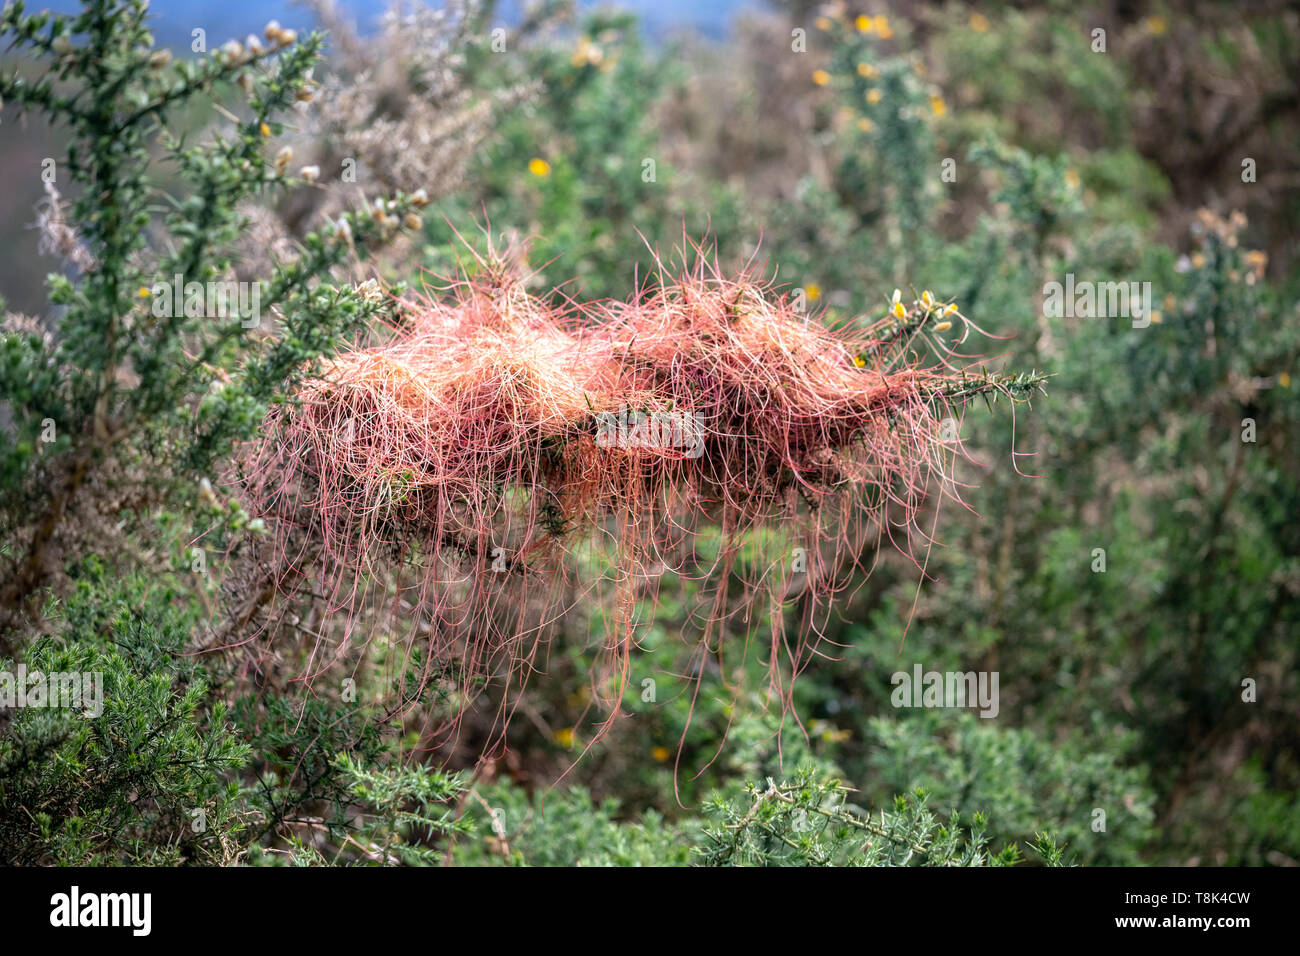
[235,243,1044,760]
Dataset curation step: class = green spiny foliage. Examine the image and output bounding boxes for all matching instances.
[0,0,424,639]
[696,769,1043,867]
[256,755,470,866]
[450,779,692,867]
[0,561,248,864]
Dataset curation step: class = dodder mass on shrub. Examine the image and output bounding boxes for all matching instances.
[239,248,1040,746]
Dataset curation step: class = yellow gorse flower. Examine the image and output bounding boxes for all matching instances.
[571,36,605,68]
[890,288,906,320]
[855,15,872,33]
[812,69,831,86]
[856,62,876,78]
[866,88,882,104]
[804,283,822,301]
[528,157,551,177]
[652,746,670,762]
[929,94,947,117]
[970,13,990,33]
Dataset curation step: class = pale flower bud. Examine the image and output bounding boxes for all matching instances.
[198,477,219,507]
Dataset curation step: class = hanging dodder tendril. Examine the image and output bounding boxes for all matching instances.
[237,242,1044,754]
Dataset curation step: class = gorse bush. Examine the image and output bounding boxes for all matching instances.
[696,771,1054,867]
[0,562,248,865]
[0,0,450,863]
[0,0,425,640]
[447,767,1068,867]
